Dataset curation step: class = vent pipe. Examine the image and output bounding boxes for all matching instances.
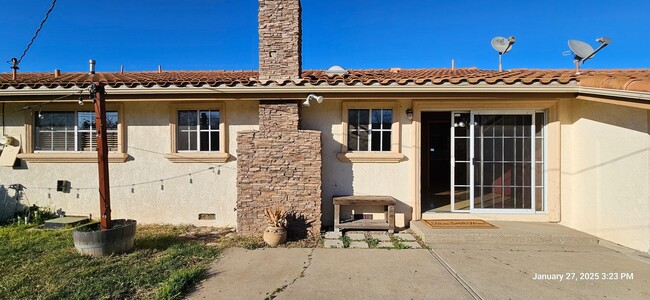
[54,69,61,78]
[89,59,96,74]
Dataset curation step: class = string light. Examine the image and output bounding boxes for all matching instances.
[38,107,44,119]
[23,164,230,198]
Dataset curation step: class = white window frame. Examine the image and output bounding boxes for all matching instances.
[166,102,229,163]
[19,103,127,163]
[338,101,404,163]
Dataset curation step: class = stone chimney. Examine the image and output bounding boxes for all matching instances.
[258,0,302,80]
[236,0,321,238]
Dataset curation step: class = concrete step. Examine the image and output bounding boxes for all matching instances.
[410,220,599,246]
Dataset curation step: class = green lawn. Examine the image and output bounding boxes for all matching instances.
[0,224,222,300]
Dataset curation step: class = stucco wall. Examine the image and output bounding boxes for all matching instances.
[560,99,650,253]
[0,100,259,227]
[1,98,413,230]
[301,99,413,228]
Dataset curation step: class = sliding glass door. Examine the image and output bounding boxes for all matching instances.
[450,111,543,213]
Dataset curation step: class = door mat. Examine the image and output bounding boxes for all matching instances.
[423,219,497,229]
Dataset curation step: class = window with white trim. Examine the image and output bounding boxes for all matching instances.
[177,110,220,152]
[347,108,392,151]
[34,111,118,152]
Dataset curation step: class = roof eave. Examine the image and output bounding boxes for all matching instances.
[0,83,580,96]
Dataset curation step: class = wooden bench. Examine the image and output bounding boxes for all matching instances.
[333,195,396,233]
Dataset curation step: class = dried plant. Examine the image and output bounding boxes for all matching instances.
[264,207,288,228]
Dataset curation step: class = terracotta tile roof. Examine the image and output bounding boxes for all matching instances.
[1,68,649,92]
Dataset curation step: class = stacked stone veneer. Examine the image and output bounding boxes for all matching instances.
[236,101,322,236]
[258,0,302,80]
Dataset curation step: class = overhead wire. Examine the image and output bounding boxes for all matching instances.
[13,0,58,65]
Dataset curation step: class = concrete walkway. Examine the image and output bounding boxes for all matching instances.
[187,222,650,300]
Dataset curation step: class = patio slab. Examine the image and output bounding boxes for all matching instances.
[370,233,391,242]
[394,233,416,241]
[349,241,369,249]
[323,231,341,239]
[324,239,343,248]
[412,220,650,299]
[345,233,366,240]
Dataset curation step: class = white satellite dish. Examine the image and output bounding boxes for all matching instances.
[568,37,611,74]
[491,36,516,71]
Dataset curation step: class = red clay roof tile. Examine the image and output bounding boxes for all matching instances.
[0,69,649,92]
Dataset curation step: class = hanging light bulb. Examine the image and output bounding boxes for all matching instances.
[78,93,84,105]
[189,174,193,184]
[38,108,44,119]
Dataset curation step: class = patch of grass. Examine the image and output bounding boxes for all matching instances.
[390,235,411,249]
[0,224,221,300]
[339,235,351,248]
[365,237,380,248]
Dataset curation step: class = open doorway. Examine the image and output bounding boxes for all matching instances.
[420,112,452,212]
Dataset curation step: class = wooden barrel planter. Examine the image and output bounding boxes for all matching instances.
[73,219,137,257]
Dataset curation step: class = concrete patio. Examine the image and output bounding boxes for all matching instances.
[187,221,650,299]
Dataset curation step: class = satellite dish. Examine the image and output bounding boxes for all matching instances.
[567,37,611,74]
[491,36,515,54]
[568,40,595,61]
[491,36,516,71]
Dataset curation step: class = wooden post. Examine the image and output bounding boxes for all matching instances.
[93,83,112,230]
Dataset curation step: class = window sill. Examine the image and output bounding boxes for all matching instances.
[17,153,129,163]
[336,152,404,163]
[164,152,230,163]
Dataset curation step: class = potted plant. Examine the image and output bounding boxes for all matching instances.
[263,207,287,247]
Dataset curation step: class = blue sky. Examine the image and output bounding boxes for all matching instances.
[1,0,648,73]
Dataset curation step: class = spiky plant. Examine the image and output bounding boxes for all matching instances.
[264,207,287,228]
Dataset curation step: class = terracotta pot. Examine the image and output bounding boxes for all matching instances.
[263,226,287,247]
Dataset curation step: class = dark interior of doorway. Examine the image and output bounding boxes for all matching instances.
[421,111,452,212]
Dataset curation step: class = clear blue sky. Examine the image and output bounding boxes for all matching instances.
[1,0,648,73]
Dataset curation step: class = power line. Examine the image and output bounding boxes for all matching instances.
[15,0,58,65]
[0,89,87,117]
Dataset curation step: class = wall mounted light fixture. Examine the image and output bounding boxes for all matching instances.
[406,108,413,120]
[303,94,323,107]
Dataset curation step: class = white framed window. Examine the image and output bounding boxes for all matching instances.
[177,110,220,152]
[348,109,392,152]
[166,102,229,163]
[34,111,119,152]
[20,103,127,163]
[338,101,404,163]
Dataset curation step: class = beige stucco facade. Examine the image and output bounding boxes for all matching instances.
[559,99,650,253]
[1,93,649,253]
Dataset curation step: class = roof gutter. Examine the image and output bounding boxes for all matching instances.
[0,83,579,96]
[0,84,648,102]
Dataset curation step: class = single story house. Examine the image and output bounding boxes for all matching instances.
[1,0,649,253]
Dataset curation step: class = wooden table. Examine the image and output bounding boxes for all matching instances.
[333,195,396,233]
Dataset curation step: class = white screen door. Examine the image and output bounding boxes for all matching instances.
[451,111,538,213]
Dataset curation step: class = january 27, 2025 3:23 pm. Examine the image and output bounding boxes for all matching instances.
[532,272,634,281]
